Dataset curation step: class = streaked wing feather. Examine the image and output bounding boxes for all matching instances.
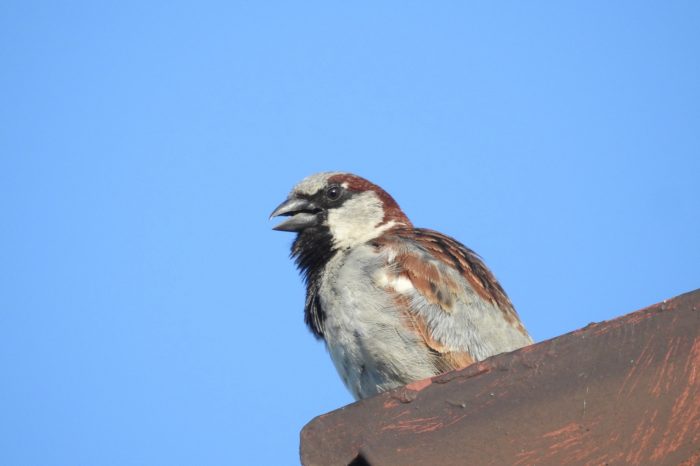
[375,227,532,374]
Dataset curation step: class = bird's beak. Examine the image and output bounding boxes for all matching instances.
[269,197,320,232]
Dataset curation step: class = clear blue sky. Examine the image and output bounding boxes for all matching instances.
[2,2,699,465]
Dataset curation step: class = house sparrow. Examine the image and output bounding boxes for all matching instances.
[271,172,532,400]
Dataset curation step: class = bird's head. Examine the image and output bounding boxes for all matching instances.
[270,172,412,252]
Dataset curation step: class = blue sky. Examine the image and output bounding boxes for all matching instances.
[1,2,699,465]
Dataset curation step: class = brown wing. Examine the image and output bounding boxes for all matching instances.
[394,289,477,373]
[374,227,531,374]
[399,228,524,328]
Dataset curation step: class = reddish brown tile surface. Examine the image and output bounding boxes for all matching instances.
[301,289,700,466]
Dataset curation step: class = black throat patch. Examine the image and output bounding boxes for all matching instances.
[291,224,337,339]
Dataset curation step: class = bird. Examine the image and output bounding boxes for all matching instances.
[270,172,532,400]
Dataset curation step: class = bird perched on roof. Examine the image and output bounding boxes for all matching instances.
[270,172,532,400]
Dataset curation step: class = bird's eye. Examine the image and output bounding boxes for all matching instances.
[325,185,342,201]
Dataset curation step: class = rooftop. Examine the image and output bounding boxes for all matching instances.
[301,288,700,466]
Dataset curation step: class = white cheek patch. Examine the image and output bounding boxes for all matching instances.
[327,191,394,249]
